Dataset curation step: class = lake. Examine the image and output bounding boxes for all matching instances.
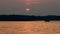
[0,0,60,16]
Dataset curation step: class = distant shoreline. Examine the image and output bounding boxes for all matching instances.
[0,15,60,22]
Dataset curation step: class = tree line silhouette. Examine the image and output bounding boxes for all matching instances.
[0,15,60,22]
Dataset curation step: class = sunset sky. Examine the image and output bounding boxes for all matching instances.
[0,0,60,16]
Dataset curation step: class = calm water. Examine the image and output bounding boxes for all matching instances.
[0,0,60,16]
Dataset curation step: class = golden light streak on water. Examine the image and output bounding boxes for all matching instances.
[25,8,30,13]
[25,0,41,11]
[0,21,60,34]
[25,0,41,5]
[25,0,32,5]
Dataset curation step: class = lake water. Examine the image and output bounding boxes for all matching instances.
[0,0,60,16]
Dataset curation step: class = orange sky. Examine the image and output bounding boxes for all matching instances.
[0,21,60,34]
